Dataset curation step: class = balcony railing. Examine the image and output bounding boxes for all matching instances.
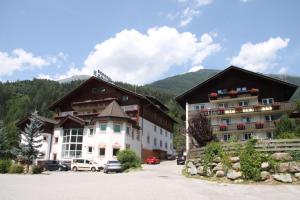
[212,121,276,133]
[189,102,297,118]
[121,104,139,112]
[209,88,259,102]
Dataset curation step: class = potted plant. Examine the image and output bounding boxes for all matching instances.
[209,92,218,100]
[201,108,209,116]
[250,88,259,95]
[235,106,243,113]
[272,102,280,110]
[219,124,228,131]
[228,89,237,98]
[255,122,264,129]
[253,105,261,112]
[218,107,225,115]
[237,123,245,130]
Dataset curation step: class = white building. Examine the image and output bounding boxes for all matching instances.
[18,77,176,165]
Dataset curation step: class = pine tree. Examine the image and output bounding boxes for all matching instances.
[16,111,44,165]
[0,122,9,158]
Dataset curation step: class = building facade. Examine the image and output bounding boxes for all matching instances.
[175,66,298,151]
[17,76,175,165]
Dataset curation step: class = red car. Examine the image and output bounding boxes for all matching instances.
[145,157,160,164]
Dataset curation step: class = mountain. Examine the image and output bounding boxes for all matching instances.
[148,69,300,100]
[58,75,91,83]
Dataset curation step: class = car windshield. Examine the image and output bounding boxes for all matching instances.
[108,161,119,164]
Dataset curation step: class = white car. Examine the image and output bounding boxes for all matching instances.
[71,159,101,172]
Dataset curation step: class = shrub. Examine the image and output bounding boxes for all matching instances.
[0,159,12,173]
[117,149,141,170]
[290,151,300,161]
[203,142,231,172]
[31,165,43,174]
[8,164,23,174]
[276,132,297,139]
[239,139,262,181]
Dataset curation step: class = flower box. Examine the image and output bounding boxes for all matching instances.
[253,105,261,112]
[201,108,209,116]
[235,106,243,113]
[237,123,245,130]
[272,102,280,110]
[250,88,259,95]
[209,92,218,100]
[218,108,225,115]
[219,124,228,131]
[229,90,237,98]
[255,122,264,129]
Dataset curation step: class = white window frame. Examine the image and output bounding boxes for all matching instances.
[88,146,93,153]
[99,148,105,156]
[100,123,107,133]
[88,128,94,136]
[262,98,274,105]
[113,124,121,133]
[223,134,231,142]
[244,132,252,140]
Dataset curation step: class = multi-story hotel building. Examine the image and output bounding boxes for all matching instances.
[17,76,175,165]
[175,66,298,151]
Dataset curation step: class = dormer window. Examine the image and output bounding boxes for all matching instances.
[122,95,129,101]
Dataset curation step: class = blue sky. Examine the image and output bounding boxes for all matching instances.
[1,0,300,84]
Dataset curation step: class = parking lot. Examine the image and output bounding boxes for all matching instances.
[0,161,300,200]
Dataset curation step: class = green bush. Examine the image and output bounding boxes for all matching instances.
[239,139,262,181]
[290,151,300,161]
[31,165,43,174]
[276,132,297,139]
[117,149,141,170]
[203,142,231,172]
[8,164,24,174]
[0,159,12,173]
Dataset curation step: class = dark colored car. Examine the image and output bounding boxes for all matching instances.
[167,154,176,160]
[176,155,186,165]
[40,160,68,171]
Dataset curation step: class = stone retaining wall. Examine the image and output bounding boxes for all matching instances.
[185,152,300,184]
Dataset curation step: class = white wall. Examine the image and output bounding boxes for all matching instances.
[140,117,174,155]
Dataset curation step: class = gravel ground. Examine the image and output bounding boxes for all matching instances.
[0,161,299,200]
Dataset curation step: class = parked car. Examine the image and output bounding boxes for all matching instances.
[39,160,68,171]
[103,160,123,173]
[176,155,186,165]
[145,157,160,164]
[167,154,176,160]
[71,159,101,172]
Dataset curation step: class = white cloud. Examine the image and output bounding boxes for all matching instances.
[55,26,220,84]
[188,65,204,72]
[278,67,288,74]
[0,49,65,77]
[177,0,213,27]
[230,37,289,73]
[0,49,49,76]
[240,0,253,3]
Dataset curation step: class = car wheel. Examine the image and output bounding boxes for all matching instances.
[91,167,96,172]
[72,167,78,172]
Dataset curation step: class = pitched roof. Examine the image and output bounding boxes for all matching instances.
[58,115,86,126]
[49,76,176,123]
[175,66,298,108]
[97,100,131,119]
[16,114,58,128]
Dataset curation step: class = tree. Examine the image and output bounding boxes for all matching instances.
[0,123,9,158]
[117,149,141,170]
[187,113,215,147]
[15,111,44,165]
[275,115,300,138]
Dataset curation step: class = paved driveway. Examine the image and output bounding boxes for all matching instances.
[0,161,299,200]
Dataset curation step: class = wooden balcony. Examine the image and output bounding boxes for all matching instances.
[212,121,276,134]
[189,102,297,118]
